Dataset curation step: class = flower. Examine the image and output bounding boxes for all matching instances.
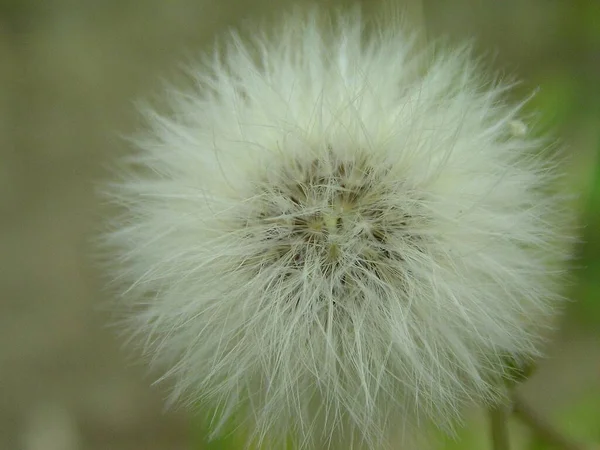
[104,7,571,450]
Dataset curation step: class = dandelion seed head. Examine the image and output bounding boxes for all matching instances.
[103,6,573,450]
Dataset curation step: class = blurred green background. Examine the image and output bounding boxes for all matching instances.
[1,0,598,449]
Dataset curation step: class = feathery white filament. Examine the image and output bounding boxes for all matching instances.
[104,8,570,450]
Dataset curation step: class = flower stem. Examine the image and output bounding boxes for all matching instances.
[512,394,586,450]
[490,403,511,450]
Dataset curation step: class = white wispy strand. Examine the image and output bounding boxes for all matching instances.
[103,7,571,450]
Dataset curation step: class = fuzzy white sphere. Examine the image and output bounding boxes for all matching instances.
[105,8,570,450]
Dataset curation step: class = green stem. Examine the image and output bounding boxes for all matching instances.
[512,394,586,450]
[490,403,511,450]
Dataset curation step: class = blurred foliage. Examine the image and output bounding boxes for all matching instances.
[576,141,600,325]
[439,387,600,449]
[523,1,600,326]
[558,386,600,445]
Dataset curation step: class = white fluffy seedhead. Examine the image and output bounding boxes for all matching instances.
[104,7,572,450]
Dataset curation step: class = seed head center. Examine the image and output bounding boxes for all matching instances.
[250,154,404,273]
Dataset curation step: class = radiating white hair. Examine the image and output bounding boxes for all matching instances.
[103,6,572,450]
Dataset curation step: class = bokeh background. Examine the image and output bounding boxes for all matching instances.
[1,0,599,449]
